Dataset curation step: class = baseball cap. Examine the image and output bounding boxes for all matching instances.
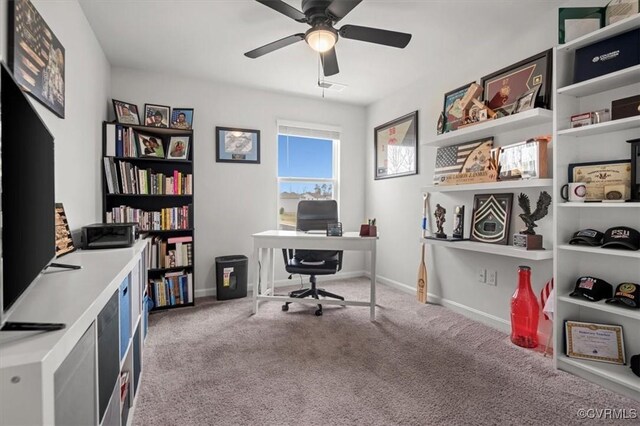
[601,226,640,251]
[631,354,640,378]
[570,276,613,301]
[605,282,639,309]
[568,229,604,246]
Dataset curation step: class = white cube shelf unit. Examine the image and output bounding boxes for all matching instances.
[553,14,640,401]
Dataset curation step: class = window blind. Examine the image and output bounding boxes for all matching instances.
[277,121,340,140]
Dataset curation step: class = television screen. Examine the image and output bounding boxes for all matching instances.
[1,62,55,315]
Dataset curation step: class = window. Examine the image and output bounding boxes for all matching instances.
[277,121,340,230]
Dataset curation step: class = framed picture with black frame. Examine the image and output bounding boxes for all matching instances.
[442,82,475,133]
[481,49,553,113]
[374,111,418,180]
[216,126,261,164]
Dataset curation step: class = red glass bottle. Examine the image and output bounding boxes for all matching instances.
[510,265,539,348]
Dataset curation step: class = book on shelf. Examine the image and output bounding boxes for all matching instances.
[103,157,193,195]
[106,204,193,231]
[149,235,193,269]
[148,271,193,308]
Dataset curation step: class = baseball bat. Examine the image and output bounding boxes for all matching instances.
[417,193,430,303]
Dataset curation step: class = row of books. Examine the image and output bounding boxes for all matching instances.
[149,271,193,308]
[106,204,193,231]
[106,124,138,158]
[103,157,192,195]
[149,236,193,270]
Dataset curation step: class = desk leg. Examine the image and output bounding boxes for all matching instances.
[270,248,276,295]
[252,246,261,315]
[370,245,377,321]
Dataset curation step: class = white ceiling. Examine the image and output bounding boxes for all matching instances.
[79,0,562,106]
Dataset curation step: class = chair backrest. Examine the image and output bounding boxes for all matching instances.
[295,200,339,262]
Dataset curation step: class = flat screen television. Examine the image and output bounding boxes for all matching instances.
[0,61,56,326]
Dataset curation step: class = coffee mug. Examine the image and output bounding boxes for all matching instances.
[561,183,587,202]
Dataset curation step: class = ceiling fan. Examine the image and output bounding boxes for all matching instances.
[244,0,412,77]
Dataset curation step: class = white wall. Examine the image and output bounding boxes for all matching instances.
[111,67,367,297]
[0,0,111,228]
[364,2,597,331]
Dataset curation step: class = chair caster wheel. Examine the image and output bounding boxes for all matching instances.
[282,304,289,311]
[315,309,323,316]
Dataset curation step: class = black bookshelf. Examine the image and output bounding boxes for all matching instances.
[101,121,195,312]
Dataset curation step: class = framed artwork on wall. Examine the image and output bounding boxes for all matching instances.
[374,111,418,180]
[470,193,514,245]
[216,127,261,164]
[480,49,552,112]
[8,0,66,118]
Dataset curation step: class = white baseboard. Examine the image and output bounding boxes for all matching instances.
[194,270,367,299]
[374,274,510,334]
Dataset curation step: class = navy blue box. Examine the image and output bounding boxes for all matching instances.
[574,28,640,83]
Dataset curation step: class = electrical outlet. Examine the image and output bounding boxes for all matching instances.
[477,268,486,283]
[487,270,497,286]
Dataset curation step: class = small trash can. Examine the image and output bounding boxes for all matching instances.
[215,255,248,300]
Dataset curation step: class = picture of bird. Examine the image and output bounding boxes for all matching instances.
[518,191,551,235]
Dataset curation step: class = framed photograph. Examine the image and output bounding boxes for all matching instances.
[481,49,552,112]
[568,159,631,201]
[565,321,625,365]
[144,104,170,128]
[470,193,514,245]
[512,85,541,114]
[112,99,141,125]
[442,83,474,133]
[216,127,260,164]
[167,136,190,160]
[374,111,418,180]
[171,108,194,130]
[497,136,549,180]
[8,0,66,118]
[137,133,165,158]
[55,203,75,257]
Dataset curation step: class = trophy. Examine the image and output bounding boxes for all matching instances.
[434,204,447,239]
[513,191,551,250]
[452,205,465,239]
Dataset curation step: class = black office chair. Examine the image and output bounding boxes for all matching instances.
[282,200,344,316]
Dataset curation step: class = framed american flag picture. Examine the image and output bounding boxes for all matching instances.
[433,137,496,185]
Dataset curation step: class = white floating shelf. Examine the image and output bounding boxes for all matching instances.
[422,238,553,260]
[421,108,553,148]
[559,14,640,52]
[421,179,553,193]
[557,65,640,97]
[557,202,640,208]
[557,355,640,394]
[557,116,640,137]
[558,295,640,321]
[558,244,640,259]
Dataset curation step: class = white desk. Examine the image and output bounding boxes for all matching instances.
[252,231,378,321]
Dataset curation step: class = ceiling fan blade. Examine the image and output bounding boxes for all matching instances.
[256,0,307,23]
[244,33,305,58]
[339,25,412,48]
[320,48,339,77]
[326,0,362,22]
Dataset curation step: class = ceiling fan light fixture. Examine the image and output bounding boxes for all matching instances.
[305,27,337,53]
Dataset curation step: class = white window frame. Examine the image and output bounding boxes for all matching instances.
[276,120,341,229]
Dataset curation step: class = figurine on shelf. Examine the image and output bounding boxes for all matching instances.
[434,204,447,238]
[514,191,551,250]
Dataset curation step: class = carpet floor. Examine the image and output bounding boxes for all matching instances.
[133,278,639,425]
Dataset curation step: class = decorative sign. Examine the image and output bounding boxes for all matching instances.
[568,160,631,201]
[470,193,514,245]
[9,0,66,118]
[565,321,626,365]
[433,138,497,185]
[55,203,75,257]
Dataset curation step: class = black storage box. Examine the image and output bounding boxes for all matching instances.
[215,255,248,300]
[573,28,640,83]
[612,94,640,120]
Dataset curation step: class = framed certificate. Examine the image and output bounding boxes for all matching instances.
[568,160,631,201]
[565,321,626,365]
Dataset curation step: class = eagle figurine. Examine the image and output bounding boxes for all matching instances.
[518,191,552,235]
